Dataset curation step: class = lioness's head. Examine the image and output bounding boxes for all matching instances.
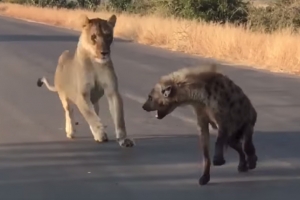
[79,14,117,64]
[142,80,180,120]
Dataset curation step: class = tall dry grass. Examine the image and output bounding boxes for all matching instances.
[0,3,299,75]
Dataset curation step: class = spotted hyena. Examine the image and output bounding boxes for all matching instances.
[142,63,258,186]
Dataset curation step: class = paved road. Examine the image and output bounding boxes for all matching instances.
[0,15,300,200]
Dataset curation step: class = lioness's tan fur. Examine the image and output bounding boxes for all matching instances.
[37,14,134,147]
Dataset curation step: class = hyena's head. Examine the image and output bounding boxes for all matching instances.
[142,81,180,120]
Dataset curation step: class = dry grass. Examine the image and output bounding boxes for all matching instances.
[0,3,300,75]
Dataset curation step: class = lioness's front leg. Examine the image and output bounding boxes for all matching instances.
[76,95,108,143]
[93,101,100,116]
[88,101,108,139]
[105,90,134,147]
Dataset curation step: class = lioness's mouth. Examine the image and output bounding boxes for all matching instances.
[94,57,109,64]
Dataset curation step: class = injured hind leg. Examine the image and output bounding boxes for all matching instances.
[243,126,257,170]
[228,137,248,172]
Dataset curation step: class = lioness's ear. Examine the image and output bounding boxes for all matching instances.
[161,85,173,98]
[79,14,89,28]
[107,14,117,28]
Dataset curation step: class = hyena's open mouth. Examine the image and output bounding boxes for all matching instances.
[155,110,167,119]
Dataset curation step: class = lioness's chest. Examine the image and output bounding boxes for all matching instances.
[90,81,104,104]
[87,63,112,103]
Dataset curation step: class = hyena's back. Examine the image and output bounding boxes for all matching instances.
[200,71,257,137]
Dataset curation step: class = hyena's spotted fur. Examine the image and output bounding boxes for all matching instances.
[142,63,258,186]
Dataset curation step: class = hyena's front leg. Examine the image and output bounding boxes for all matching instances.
[105,89,134,147]
[194,106,211,186]
[76,95,108,143]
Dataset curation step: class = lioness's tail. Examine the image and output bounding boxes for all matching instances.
[37,77,57,92]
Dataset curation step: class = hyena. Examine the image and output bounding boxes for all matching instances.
[142,63,258,186]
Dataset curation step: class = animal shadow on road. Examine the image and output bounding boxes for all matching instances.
[0,131,299,199]
[0,34,131,43]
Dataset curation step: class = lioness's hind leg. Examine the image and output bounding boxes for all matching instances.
[59,95,75,139]
[76,96,108,143]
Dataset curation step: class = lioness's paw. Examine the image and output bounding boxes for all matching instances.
[67,134,75,139]
[118,138,135,148]
[94,133,109,143]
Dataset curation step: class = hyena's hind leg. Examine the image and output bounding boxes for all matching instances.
[213,126,227,166]
[227,136,248,172]
[58,94,76,139]
[243,125,257,170]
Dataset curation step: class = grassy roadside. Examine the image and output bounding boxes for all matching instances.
[0,2,299,75]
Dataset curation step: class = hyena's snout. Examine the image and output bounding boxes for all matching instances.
[142,100,155,112]
[142,103,150,112]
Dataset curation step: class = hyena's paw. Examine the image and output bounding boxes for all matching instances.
[199,174,210,186]
[94,132,109,143]
[117,138,135,148]
[238,161,249,173]
[247,155,258,170]
[213,155,226,166]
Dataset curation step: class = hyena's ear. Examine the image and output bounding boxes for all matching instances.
[161,85,173,98]
[79,14,90,28]
[107,14,117,28]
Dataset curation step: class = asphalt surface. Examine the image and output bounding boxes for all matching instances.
[0,15,300,200]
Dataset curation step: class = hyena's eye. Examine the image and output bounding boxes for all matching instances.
[91,34,96,42]
[148,95,152,101]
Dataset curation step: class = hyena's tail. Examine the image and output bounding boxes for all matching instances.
[37,77,57,92]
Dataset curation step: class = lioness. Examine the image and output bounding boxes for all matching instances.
[37,14,134,148]
[142,64,257,185]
